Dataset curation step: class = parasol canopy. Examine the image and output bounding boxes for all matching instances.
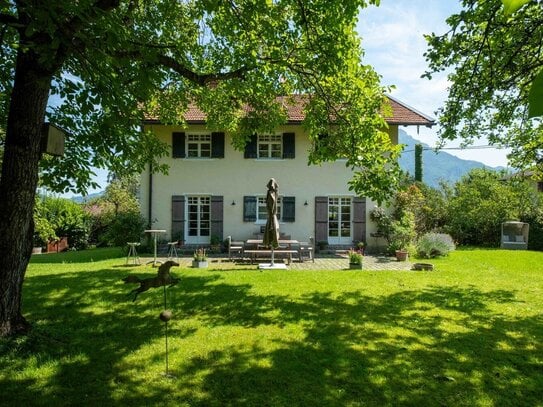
[263,178,280,249]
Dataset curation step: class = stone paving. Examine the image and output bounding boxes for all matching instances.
[138,254,413,271]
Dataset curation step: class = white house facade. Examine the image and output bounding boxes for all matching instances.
[139,96,433,247]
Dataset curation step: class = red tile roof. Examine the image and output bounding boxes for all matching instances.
[144,94,434,127]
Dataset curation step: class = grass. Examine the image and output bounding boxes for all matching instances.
[1,248,542,406]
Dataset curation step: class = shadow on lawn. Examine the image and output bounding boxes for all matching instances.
[165,278,541,406]
[1,267,195,406]
[2,270,542,406]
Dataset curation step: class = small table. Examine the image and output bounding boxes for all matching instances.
[144,229,166,266]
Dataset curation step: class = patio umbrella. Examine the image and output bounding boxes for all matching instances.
[263,178,280,265]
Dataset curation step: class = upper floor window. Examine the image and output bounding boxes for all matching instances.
[258,135,282,159]
[172,132,225,159]
[244,132,295,159]
[187,134,211,158]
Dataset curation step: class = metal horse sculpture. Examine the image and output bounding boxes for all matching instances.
[123,260,180,301]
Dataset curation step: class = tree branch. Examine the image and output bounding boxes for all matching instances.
[116,49,251,85]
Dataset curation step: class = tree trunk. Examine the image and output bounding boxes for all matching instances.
[0,49,52,336]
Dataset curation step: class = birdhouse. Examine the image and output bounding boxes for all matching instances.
[40,123,66,157]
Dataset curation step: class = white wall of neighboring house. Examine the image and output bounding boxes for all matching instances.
[139,123,398,245]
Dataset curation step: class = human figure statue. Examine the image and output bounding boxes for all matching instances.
[263,178,280,249]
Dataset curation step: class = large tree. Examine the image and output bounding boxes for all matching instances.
[0,0,399,336]
[424,0,543,172]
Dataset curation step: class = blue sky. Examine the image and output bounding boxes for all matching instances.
[357,0,511,167]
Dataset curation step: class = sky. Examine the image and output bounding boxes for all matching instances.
[357,0,511,168]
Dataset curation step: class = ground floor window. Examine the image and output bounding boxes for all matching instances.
[187,196,210,244]
[328,197,352,244]
[257,196,282,222]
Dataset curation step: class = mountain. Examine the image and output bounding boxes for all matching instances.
[398,129,504,188]
[70,191,104,203]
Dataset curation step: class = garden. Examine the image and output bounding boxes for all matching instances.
[0,247,542,406]
[4,169,543,405]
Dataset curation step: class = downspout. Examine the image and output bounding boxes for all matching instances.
[148,161,153,229]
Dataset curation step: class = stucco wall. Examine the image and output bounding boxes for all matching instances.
[140,124,398,243]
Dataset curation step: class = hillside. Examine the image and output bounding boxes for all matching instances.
[398,129,504,187]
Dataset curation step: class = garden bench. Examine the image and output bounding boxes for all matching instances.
[244,249,298,265]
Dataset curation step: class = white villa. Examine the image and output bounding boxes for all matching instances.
[139,96,433,248]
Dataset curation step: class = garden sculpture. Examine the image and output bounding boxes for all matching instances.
[123,260,180,301]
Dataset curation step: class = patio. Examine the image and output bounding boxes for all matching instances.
[137,254,414,271]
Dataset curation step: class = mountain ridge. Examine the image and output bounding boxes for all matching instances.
[398,129,504,187]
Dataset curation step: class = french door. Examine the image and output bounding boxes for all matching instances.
[328,197,352,245]
[186,196,210,244]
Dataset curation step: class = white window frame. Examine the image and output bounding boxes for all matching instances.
[257,134,282,159]
[186,134,211,158]
[328,196,352,245]
[256,196,282,223]
[186,195,211,244]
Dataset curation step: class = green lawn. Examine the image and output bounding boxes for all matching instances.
[1,248,542,406]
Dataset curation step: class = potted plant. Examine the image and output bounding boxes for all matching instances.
[348,249,363,269]
[354,241,365,255]
[388,214,416,262]
[210,235,221,253]
[192,248,208,268]
[33,216,57,254]
[317,240,328,253]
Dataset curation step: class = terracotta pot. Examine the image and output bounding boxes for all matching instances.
[395,250,409,261]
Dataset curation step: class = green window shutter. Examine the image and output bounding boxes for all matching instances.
[172,132,185,158]
[282,196,295,222]
[244,134,257,158]
[211,132,225,158]
[243,196,257,222]
[282,132,295,159]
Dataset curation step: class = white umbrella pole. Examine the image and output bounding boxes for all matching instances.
[271,247,275,266]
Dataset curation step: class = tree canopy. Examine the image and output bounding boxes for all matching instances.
[0,0,399,202]
[0,0,403,336]
[424,0,543,173]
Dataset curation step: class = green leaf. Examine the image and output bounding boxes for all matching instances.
[502,0,531,15]
[528,69,543,118]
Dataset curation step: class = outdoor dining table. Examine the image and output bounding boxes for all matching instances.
[144,229,166,266]
[245,239,299,248]
[244,239,300,267]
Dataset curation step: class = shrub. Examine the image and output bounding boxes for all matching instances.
[38,196,91,249]
[446,169,521,246]
[417,233,456,258]
[388,212,416,254]
[33,214,57,247]
[102,211,146,247]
